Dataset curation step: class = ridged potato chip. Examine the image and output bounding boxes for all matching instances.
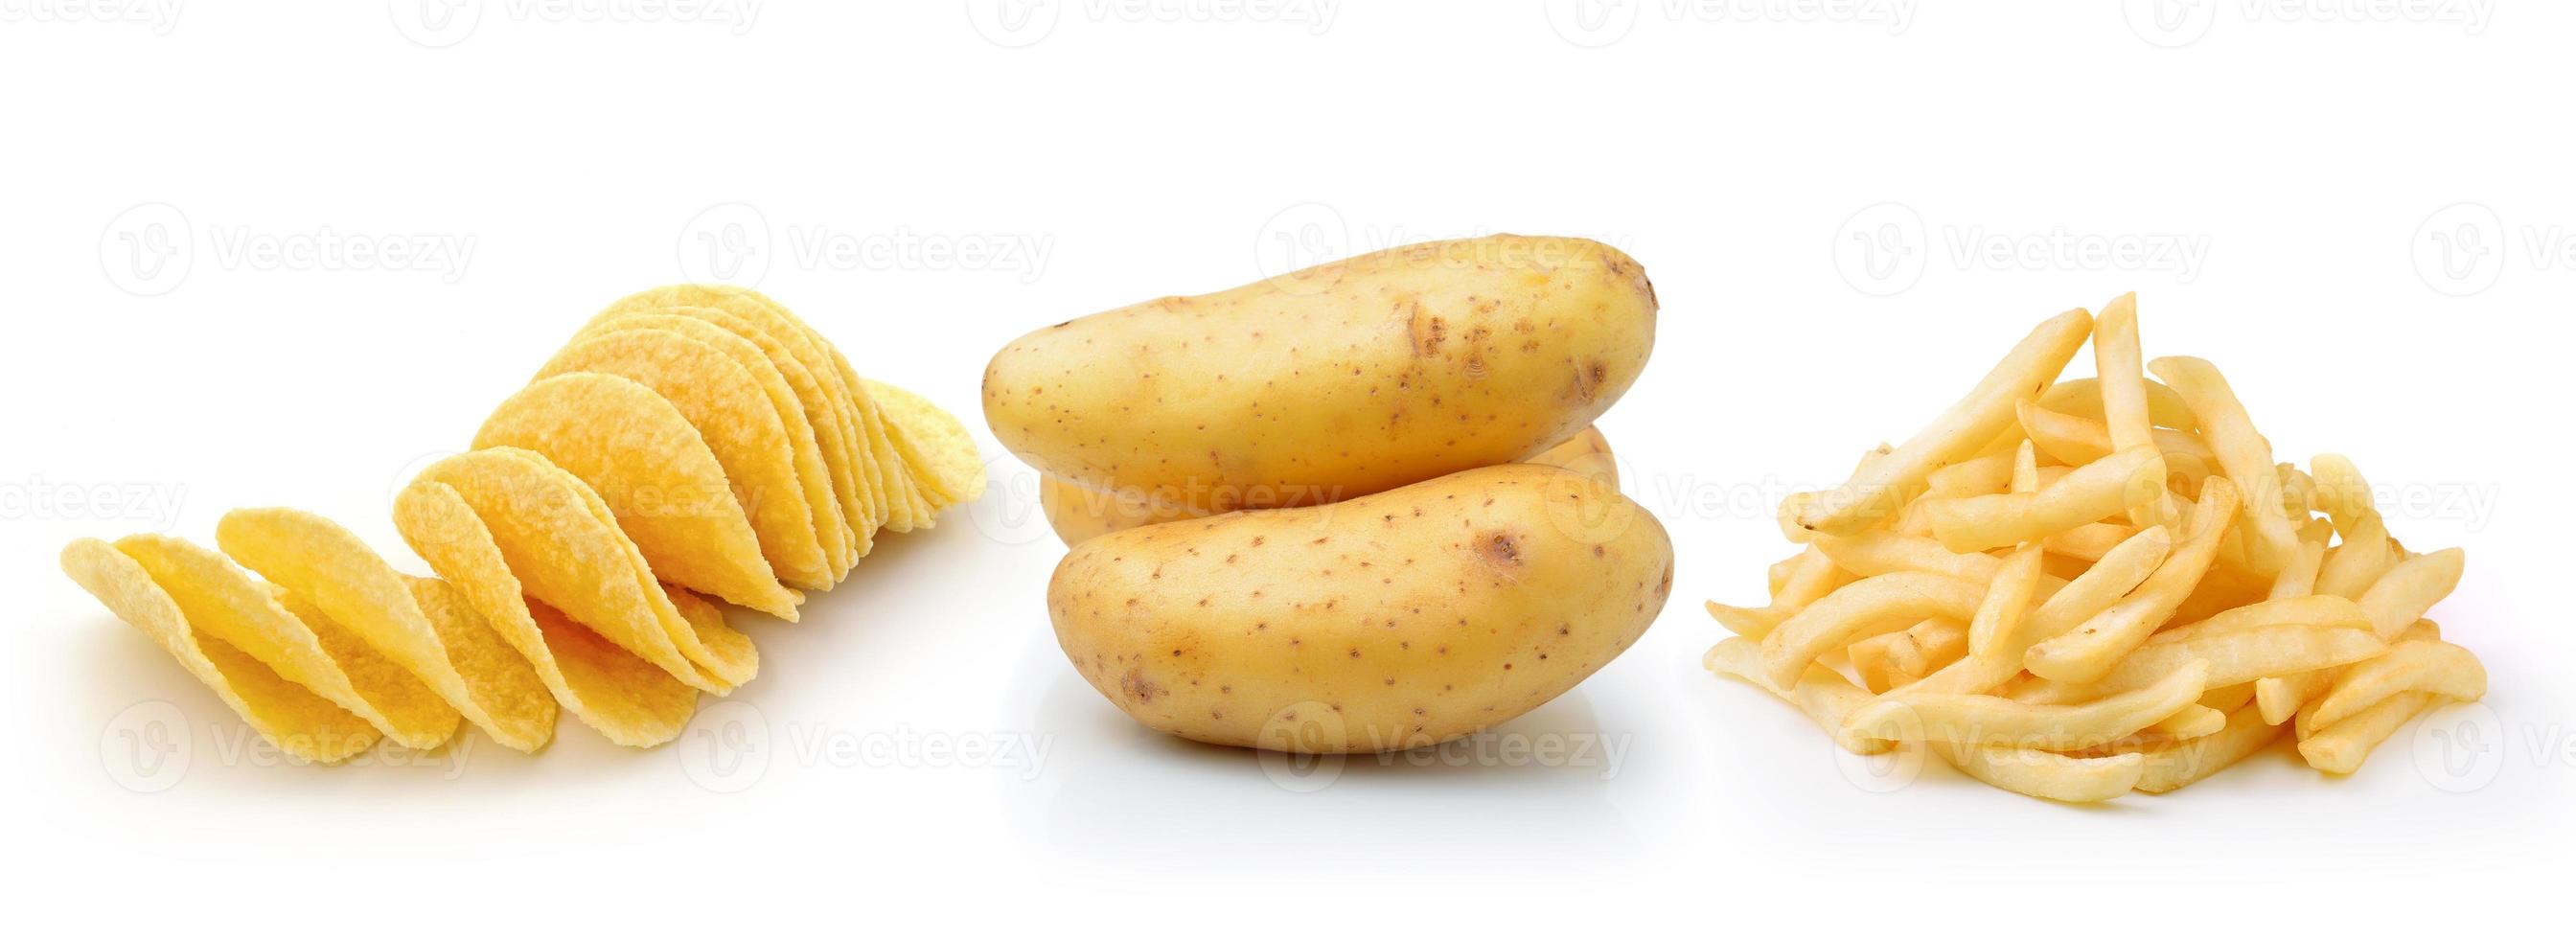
[393,479,698,746]
[402,447,752,693]
[108,534,459,750]
[538,329,834,590]
[62,538,384,764]
[217,507,558,753]
[473,372,800,620]
[580,312,858,576]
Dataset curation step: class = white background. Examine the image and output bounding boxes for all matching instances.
[5,1,2569,932]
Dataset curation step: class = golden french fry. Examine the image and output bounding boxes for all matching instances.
[1847,660,2211,751]
[1896,524,2173,697]
[1705,637,1895,756]
[2035,376,2199,433]
[1797,309,2093,536]
[1887,617,1972,681]
[2297,692,2443,774]
[2014,596,2382,703]
[1811,531,2002,583]
[1760,571,1987,687]
[2358,548,2466,641]
[2023,478,2239,683]
[2014,403,2219,486]
[1705,544,1851,640]
[2149,356,2301,577]
[2302,639,2486,733]
[2131,704,2288,793]
[2316,514,2395,600]
[1921,446,2166,553]
[1935,743,2147,803]
[1927,451,2014,498]
[2042,522,2141,563]
[2091,293,2181,528]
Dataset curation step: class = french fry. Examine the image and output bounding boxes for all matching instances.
[1846,660,2211,751]
[1705,637,1896,756]
[2301,639,2487,733]
[1896,524,2173,698]
[2149,356,2302,577]
[2012,596,2382,703]
[1920,446,2167,553]
[1796,309,2094,536]
[2297,692,2442,774]
[2035,376,2199,433]
[2023,478,2239,683]
[1935,743,2147,803]
[1760,571,1987,687]
[2131,704,2289,793]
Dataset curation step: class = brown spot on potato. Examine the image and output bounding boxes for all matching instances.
[1119,668,1162,703]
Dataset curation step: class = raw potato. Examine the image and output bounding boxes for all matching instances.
[986,235,1657,515]
[1036,424,1620,547]
[1049,464,1671,753]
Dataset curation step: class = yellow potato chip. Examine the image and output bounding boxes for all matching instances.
[538,330,834,590]
[578,312,856,579]
[62,538,382,764]
[864,377,986,509]
[392,480,698,745]
[109,534,458,750]
[472,372,801,620]
[217,507,556,753]
[401,448,750,693]
[582,300,882,559]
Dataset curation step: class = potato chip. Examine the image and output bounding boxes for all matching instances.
[865,377,987,509]
[472,372,801,620]
[538,330,835,589]
[401,448,749,693]
[392,480,697,745]
[586,288,891,541]
[109,534,458,750]
[217,507,556,752]
[580,312,857,578]
[62,538,382,764]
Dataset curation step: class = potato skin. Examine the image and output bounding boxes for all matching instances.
[1048,464,1672,753]
[985,235,1656,515]
[1038,424,1620,547]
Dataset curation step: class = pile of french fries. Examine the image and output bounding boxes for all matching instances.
[1705,295,2484,801]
